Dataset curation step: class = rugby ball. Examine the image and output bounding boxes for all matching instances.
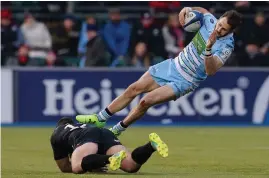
[183,10,203,32]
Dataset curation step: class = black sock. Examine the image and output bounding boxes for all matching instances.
[120,121,128,128]
[81,154,110,172]
[131,142,155,165]
[105,107,112,116]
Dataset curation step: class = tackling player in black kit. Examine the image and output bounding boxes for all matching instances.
[50,117,168,174]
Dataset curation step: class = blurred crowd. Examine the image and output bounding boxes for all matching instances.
[1,1,269,68]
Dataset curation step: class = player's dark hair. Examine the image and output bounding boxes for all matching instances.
[221,10,242,31]
[56,117,74,127]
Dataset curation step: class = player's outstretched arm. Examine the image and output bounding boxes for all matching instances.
[204,30,224,76]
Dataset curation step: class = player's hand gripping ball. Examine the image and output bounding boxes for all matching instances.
[183,10,203,32]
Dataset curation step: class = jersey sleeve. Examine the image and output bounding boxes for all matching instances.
[202,13,217,30]
[50,136,69,160]
[213,41,234,64]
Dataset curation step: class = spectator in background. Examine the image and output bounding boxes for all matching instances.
[46,51,57,66]
[80,24,110,67]
[130,12,166,59]
[17,45,29,66]
[131,42,163,68]
[103,8,131,67]
[18,12,52,66]
[51,14,79,57]
[243,12,269,66]
[1,9,19,66]
[162,13,185,58]
[78,16,96,55]
[16,45,61,67]
[234,1,255,15]
[131,42,151,68]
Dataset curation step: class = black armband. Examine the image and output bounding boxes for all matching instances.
[204,48,212,57]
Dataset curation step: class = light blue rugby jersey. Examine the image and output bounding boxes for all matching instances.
[174,13,234,86]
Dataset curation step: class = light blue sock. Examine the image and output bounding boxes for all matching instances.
[112,122,126,132]
[97,108,112,122]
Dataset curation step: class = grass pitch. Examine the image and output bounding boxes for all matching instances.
[2,127,269,178]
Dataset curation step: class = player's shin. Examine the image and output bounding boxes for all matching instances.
[97,89,138,122]
[107,89,137,115]
[81,154,110,172]
[123,102,148,126]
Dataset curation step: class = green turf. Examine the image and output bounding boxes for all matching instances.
[2,127,269,178]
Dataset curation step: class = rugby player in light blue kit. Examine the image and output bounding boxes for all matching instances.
[76,7,243,136]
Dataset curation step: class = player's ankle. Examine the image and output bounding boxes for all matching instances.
[119,121,128,128]
[97,107,113,122]
[112,122,126,132]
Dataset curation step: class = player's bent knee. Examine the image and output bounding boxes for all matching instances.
[71,157,84,174]
[124,167,140,173]
[121,164,140,173]
[125,82,144,98]
[139,97,154,110]
[72,165,84,174]
[121,154,141,173]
